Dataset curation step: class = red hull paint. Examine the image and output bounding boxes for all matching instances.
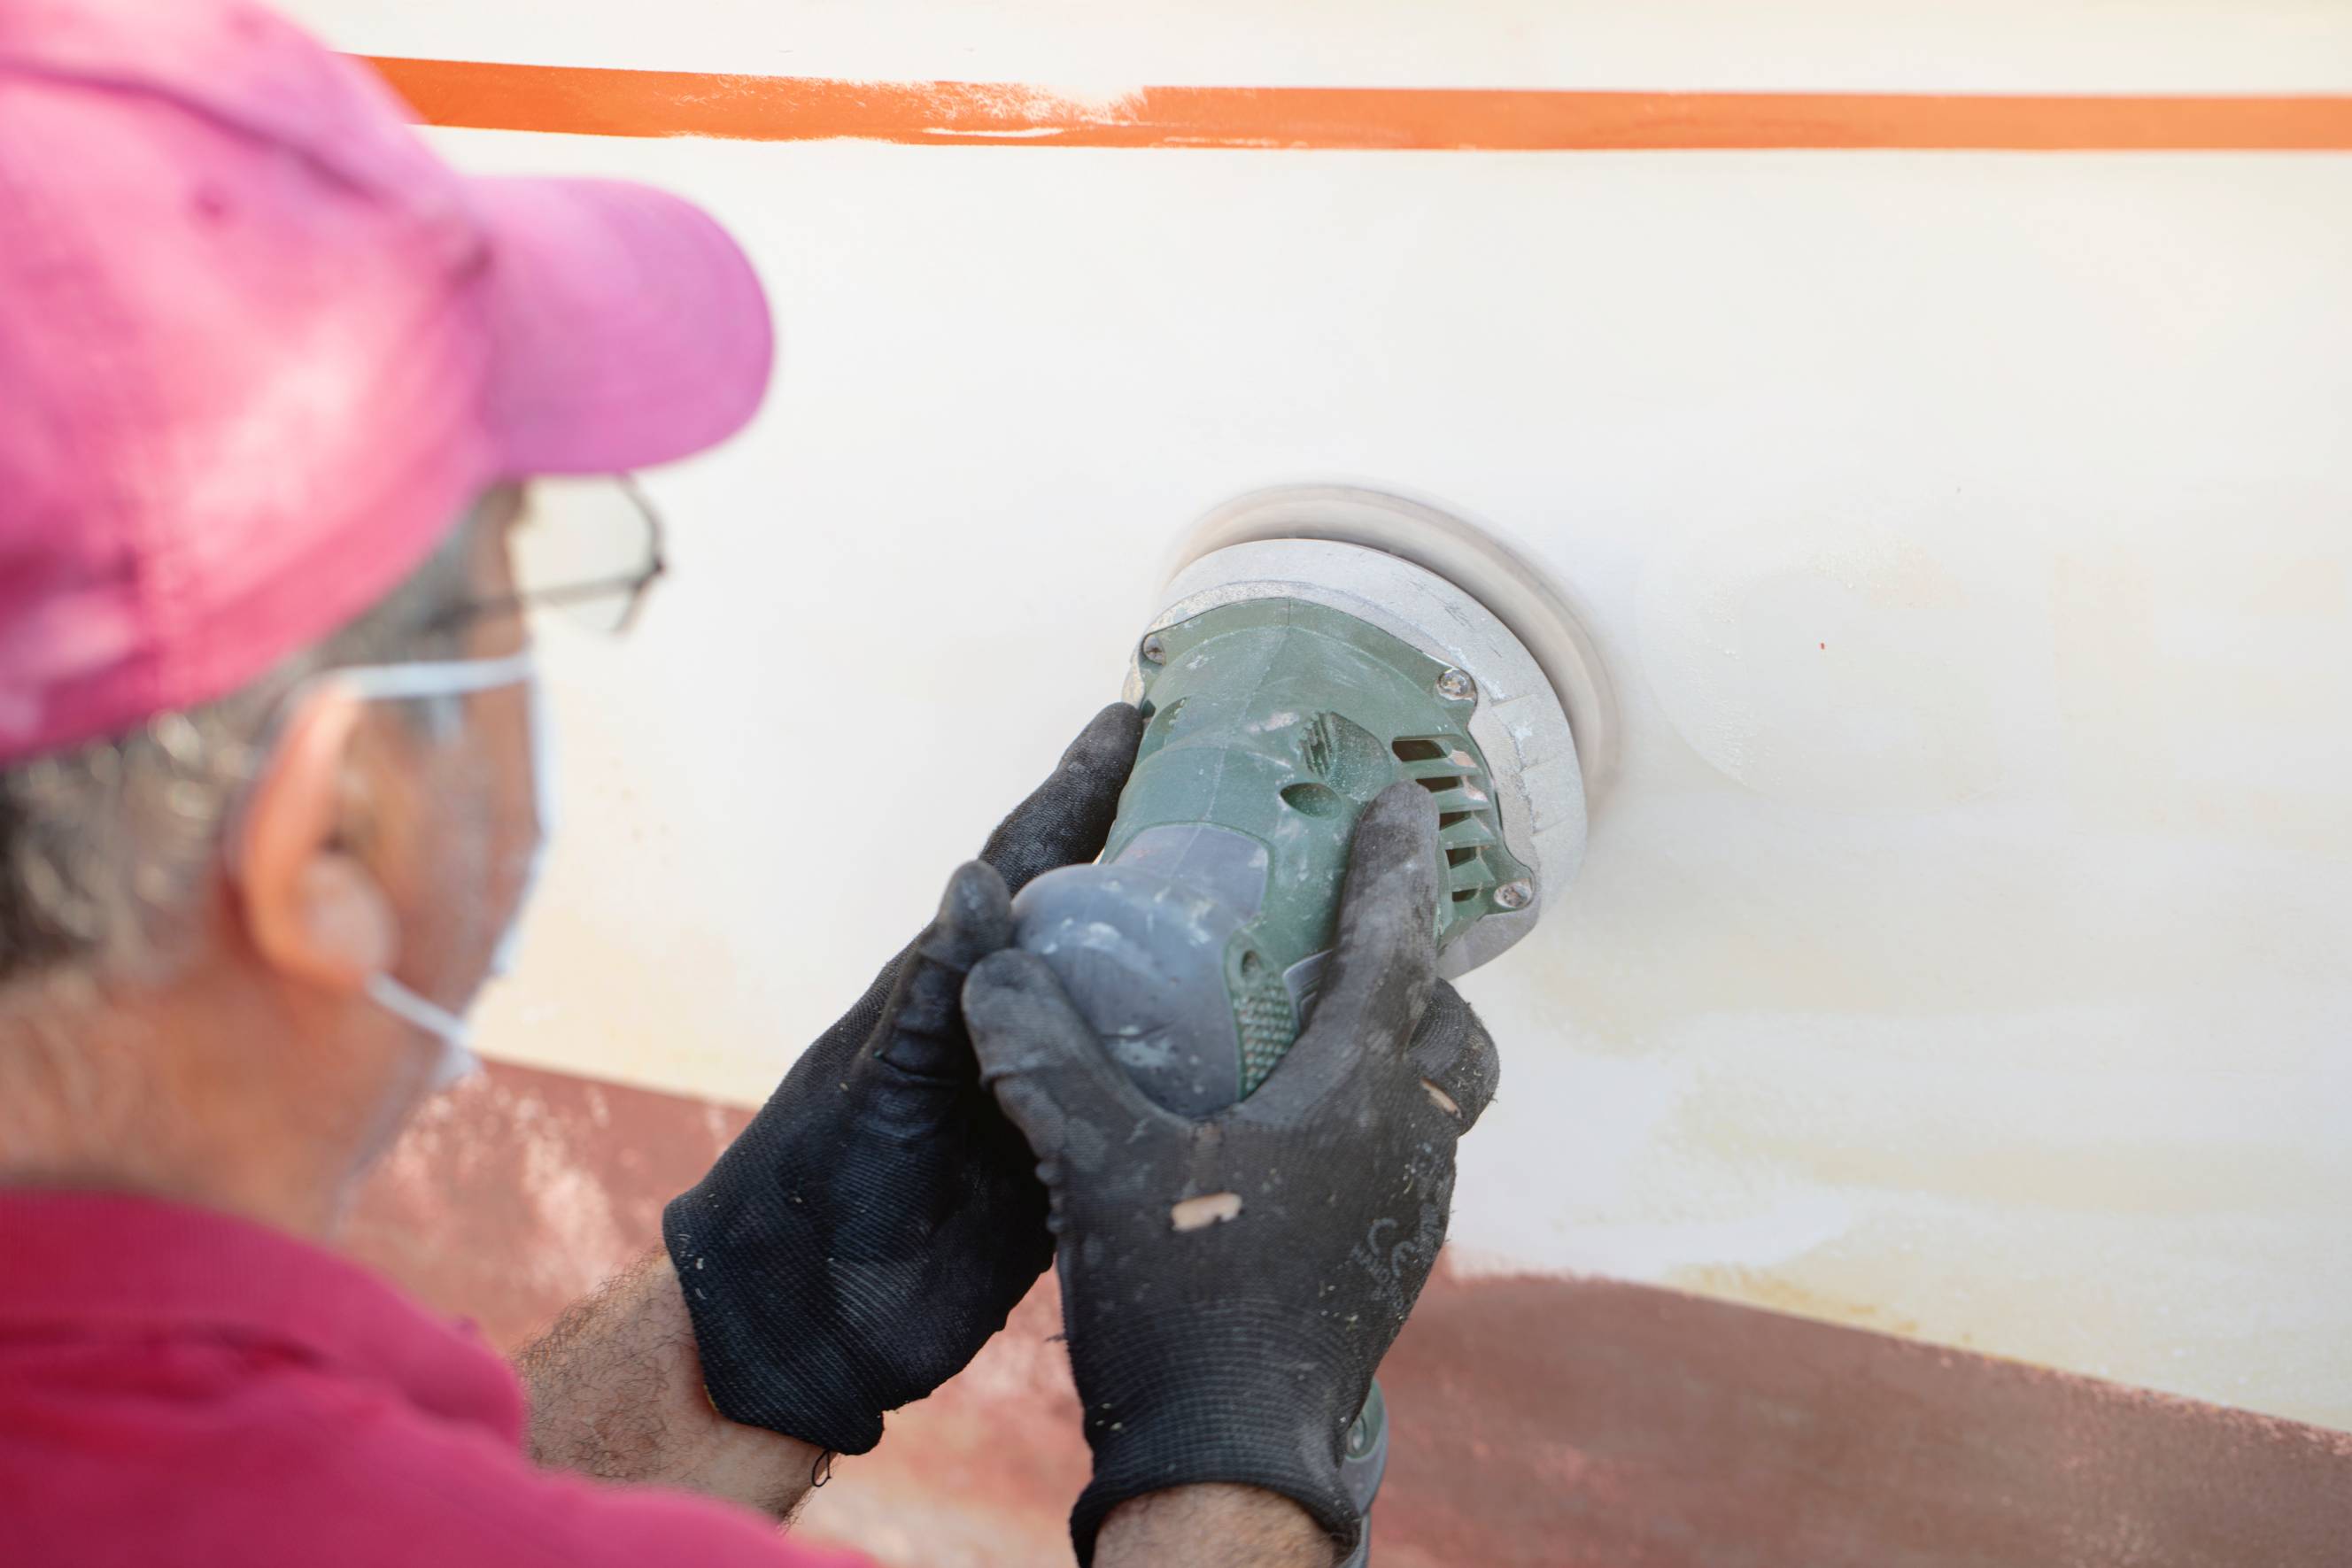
[349,1060,2352,1565]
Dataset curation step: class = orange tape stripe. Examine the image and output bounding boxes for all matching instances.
[364,56,2352,151]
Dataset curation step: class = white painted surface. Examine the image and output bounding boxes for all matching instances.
[292,2,2352,1431]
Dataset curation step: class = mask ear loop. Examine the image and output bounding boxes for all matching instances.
[332,649,538,702]
[365,972,474,1043]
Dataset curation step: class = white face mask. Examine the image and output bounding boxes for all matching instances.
[326,649,553,1090]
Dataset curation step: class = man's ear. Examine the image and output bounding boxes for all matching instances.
[232,680,396,990]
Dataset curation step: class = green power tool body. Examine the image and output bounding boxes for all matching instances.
[1015,596,1532,1113]
[1009,507,1591,1559]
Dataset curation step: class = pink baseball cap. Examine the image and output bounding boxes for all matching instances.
[0,0,774,765]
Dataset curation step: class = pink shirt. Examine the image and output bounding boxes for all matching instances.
[0,1190,869,1568]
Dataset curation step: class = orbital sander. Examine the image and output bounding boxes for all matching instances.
[1010,487,1598,1558]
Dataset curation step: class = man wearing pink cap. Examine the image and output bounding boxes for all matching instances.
[0,4,1498,1565]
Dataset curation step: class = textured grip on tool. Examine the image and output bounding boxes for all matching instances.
[1234,962,1299,1095]
[1067,1300,1366,1564]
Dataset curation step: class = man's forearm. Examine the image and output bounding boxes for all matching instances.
[1097,1486,1336,1567]
[516,1250,827,1521]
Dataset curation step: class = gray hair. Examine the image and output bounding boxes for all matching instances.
[0,505,491,995]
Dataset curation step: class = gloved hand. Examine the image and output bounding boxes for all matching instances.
[961,781,1501,1564]
[664,702,1145,1456]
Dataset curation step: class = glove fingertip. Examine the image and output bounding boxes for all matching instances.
[1296,779,1442,1071]
[1409,982,1502,1131]
[980,704,1145,894]
[1072,699,1147,763]
[963,944,1043,991]
[1360,779,1442,889]
[928,860,1014,964]
[960,949,1057,1057]
[963,949,1164,1153]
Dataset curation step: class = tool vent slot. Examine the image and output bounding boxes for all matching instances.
[1392,734,1510,911]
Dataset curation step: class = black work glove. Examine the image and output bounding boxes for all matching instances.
[961,781,1501,1564]
[664,702,1145,1456]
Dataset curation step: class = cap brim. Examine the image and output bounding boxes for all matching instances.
[466,175,774,475]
